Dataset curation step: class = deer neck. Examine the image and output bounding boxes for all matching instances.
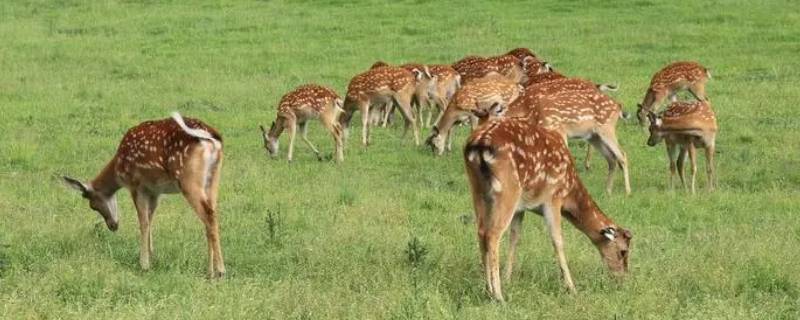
[433,108,464,138]
[90,158,122,197]
[564,181,616,244]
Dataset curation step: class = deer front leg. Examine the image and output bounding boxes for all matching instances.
[360,101,370,146]
[584,143,592,171]
[394,94,420,146]
[687,142,698,194]
[676,147,688,190]
[286,118,298,162]
[543,199,576,294]
[146,194,159,257]
[300,122,322,161]
[666,143,678,190]
[504,212,524,282]
[706,146,716,191]
[132,190,153,271]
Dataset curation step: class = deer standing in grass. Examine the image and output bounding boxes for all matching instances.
[63,113,226,278]
[509,89,632,194]
[425,64,461,127]
[464,116,632,302]
[369,62,436,129]
[452,53,535,85]
[339,65,421,146]
[426,74,523,155]
[646,101,718,193]
[637,61,711,126]
[260,84,345,163]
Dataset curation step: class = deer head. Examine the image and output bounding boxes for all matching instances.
[646,111,664,146]
[62,176,120,231]
[260,122,281,158]
[597,227,633,274]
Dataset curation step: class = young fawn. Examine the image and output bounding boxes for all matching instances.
[647,101,718,193]
[339,65,422,146]
[464,116,632,302]
[637,61,711,126]
[425,64,462,127]
[63,113,226,278]
[426,74,523,155]
[261,84,345,162]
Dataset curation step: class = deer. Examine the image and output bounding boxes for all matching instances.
[339,65,421,147]
[636,61,711,126]
[505,47,539,62]
[508,89,632,195]
[62,113,226,278]
[425,64,462,127]
[365,61,436,129]
[260,84,345,163]
[464,115,632,302]
[426,74,523,155]
[452,53,535,85]
[646,100,718,193]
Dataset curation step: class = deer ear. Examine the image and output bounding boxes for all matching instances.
[522,56,535,68]
[488,102,505,115]
[412,69,424,81]
[423,65,432,79]
[622,228,633,240]
[259,125,266,134]
[63,176,90,196]
[601,227,617,241]
[269,121,276,131]
[472,109,489,118]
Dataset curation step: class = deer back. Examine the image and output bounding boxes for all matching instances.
[649,61,710,91]
[346,66,415,102]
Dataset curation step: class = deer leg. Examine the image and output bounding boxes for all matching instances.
[322,114,344,163]
[445,127,454,152]
[286,118,298,162]
[181,146,225,278]
[543,198,576,293]
[584,143,592,171]
[676,147,688,189]
[132,190,153,271]
[689,82,708,101]
[394,94,420,146]
[360,101,371,146]
[146,194,159,257]
[688,142,697,194]
[706,145,716,191]
[597,130,632,195]
[589,136,619,195]
[299,122,322,161]
[666,143,679,190]
[182,182,224,278]
[504,212,524,282]
[481,187,521,302]
[205,152,225,276]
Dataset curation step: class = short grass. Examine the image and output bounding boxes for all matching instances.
[1,0,799,319]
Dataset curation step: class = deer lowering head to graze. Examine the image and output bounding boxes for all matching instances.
[508,90,632,194]
[425,64,462,127]
[637,61,711,126]
[260,84,345,163]
[464,116,632,301]
[339,66,421,147]
[647,100,718,193]
[63,113,226,278]
[452,53,535,85]
[426,74,523,155]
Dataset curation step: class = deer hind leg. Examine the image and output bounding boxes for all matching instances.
[299,122,322,161]
[543,198,576,293]
[181,144,225,278]
[504,212,524,282]
[132,190,155,271]
[481,185,521,302]
[285,117,298,162]
[322,113,344,162]
[393,93,420,145]
[705,144,716,191]
[689,81,708,101]
[584,143,592,171]
[597,129,631,195]
[687,142,698,194]
[359,101,371,146]
[676,147,688,189]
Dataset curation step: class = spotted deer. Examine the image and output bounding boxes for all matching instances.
[637,61,711,126]
[62,113,226,278]
[509,90,632,194]
[365,61,436,129]
[452,54,534,85]
[260,84,344,163]
[426,74,523,155]
[425,64,462,127]
[646,101,718,193]
[339,66,421,146]
[464,116,632,301]
[505,47,539,62]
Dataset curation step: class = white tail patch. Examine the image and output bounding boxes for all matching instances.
[598,83,619,92]
[490,177,503,193]
[482,150,495,164]
[171,112,217,142]
[468,150,479,163]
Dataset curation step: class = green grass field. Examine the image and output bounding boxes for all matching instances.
[1,0,799,318]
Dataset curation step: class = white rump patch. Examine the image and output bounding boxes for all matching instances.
[482,150,495,164]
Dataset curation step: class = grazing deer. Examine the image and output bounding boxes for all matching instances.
[62,113,226,278]
[452,54,534,85]
[646,101,718,193]
[510,90,632,194]
[260,84,345,163]
[339,65,421,146]
[636,61,711,126]
[425,64,462,127]
[366,61,436,129]
[464,116,632,301]
[426,74,523,155]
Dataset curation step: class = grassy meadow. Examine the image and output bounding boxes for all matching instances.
[1,0,799,318]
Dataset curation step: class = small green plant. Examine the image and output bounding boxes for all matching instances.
[265,208,283,247]
[405,236,428,268]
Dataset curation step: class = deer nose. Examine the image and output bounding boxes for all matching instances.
[107,220,119,232]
